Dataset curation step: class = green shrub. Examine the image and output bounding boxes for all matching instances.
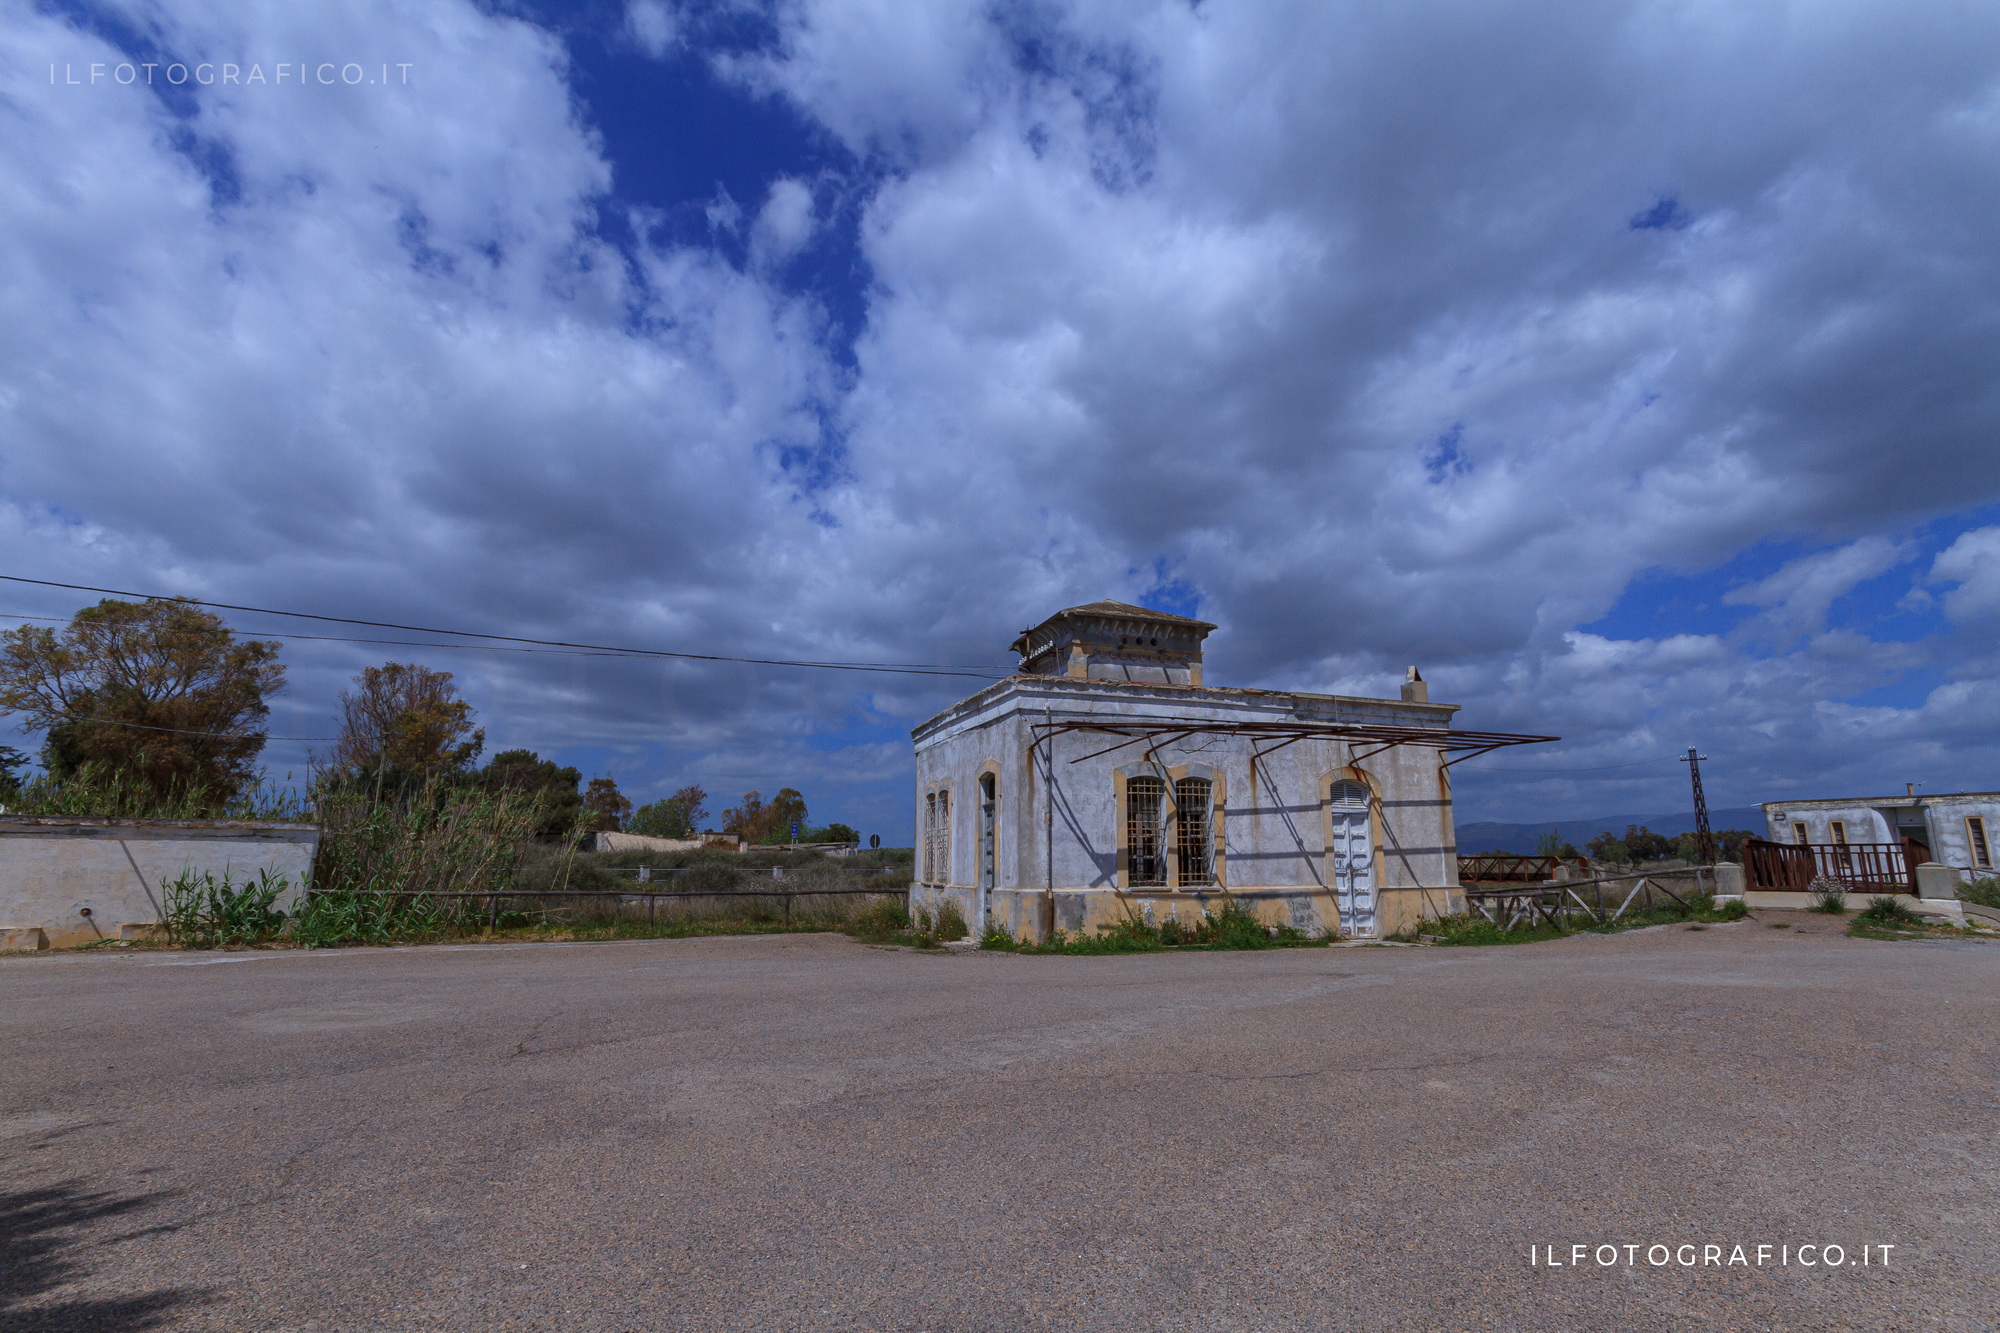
[162,868,289,948]
[1856,895,1922,927]
[935,900,969,942]
[1961,878,2000,910]
[1809,883,1848,914]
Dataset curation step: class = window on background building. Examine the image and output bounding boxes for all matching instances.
[1969,817,1993,871]
[934,790,950,884]
[1175,777,1215,887]
[1126,776,1167,887]
[1793,822,1809,845]
[1829,819,1851,871]
[1830,821,1848,845]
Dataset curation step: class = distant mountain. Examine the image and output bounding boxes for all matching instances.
[1455,806,1768,855]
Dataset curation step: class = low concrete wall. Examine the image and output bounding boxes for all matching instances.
[916,883,1466,944]
[594,832,705,855]
[0,817,319,950]
[1739,888,1967,923]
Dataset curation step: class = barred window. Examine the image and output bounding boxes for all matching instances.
[1126,776,1167,887]
[1175,777,1214,887]
[933,790,951,884]
[922,793,936,882]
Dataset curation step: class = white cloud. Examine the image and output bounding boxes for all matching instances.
[4,0,2000,828]
[1928,525,2000,623]
[750,177,817,267]
[625,0,680,59]
[1721,536,1914,641]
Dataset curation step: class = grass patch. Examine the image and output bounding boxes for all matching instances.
[1960,877,2000,911]
[983,901,1332,955]
[1856,895,1923,927]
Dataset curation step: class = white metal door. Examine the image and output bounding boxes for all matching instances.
[1329,781,1375,938]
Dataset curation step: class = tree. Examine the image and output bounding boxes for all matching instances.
[720,791,769,842]
[765,788,808,843]
[583,775,632,832]
[1714,829,1758,863]
[812,822,859,845]
[1534,828,1580,859]
[1622,825,1676,862]
[479,749,582,836]
[630,785,709,840]
[0,745,30,799]
[0,597,283,805]
[330,663,483,782]
[1585,831,1629,864]
[720,788,808,843]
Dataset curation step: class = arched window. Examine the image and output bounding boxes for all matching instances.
[922,792,937,882]
[1126,776,1167,887]
[1175,777,1214,886]
[935,789,951,884]
[923,789,952,884]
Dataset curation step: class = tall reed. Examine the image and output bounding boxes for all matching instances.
[295,778,575,947]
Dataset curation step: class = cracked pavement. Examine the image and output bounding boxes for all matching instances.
[2,917,1997,1330]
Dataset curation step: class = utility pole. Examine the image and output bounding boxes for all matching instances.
[1681,747,1715,866]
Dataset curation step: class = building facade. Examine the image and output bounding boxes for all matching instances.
[909,601,1540,943]
[1761,791,1999,880]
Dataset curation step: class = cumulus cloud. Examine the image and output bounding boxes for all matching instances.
[3,0,1999,829]
[1929,526,2000,623]
[750,176,817,266]
[1722,536,1914,642]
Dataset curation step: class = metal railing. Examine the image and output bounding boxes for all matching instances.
[1457,853,1593,884]
[1742,838,1917,894]
[1463,867,1715,929]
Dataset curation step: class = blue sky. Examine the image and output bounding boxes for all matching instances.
[4,0,2000,838]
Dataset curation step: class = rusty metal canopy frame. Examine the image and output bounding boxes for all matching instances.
[1026,716,1558,768]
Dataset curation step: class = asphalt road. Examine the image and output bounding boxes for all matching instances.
[2,913,1996,1332]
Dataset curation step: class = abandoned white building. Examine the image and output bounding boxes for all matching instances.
[909,601,1555,942]
[1760,790,1999,881]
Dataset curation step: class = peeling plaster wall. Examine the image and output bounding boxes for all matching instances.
[0,818,320,950]
[912,675,1469,941]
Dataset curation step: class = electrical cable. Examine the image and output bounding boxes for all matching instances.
[1455,756,1675,774]
[0,575,1010,679]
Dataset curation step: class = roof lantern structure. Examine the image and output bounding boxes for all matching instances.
[1009,600,1218,686]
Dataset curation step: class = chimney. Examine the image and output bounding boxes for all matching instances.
[1401,666,1428,703]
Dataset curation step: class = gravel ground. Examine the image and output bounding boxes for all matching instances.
[2,911,1996,1331]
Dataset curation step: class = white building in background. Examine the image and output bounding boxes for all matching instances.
[1761,790,1999,879]
[909,600,1554,942]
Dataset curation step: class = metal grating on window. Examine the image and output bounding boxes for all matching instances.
[1127,776,1166,887]
[1175,777,1214,886]
[935,790,950,885]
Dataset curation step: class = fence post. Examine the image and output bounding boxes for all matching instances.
[488,891,499,935]
[784,894,792,927]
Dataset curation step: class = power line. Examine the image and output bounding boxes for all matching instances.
[0,612,727,660]
[1456,756,1674,774]
[0,576,1008,679]
[59,715,334,742]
